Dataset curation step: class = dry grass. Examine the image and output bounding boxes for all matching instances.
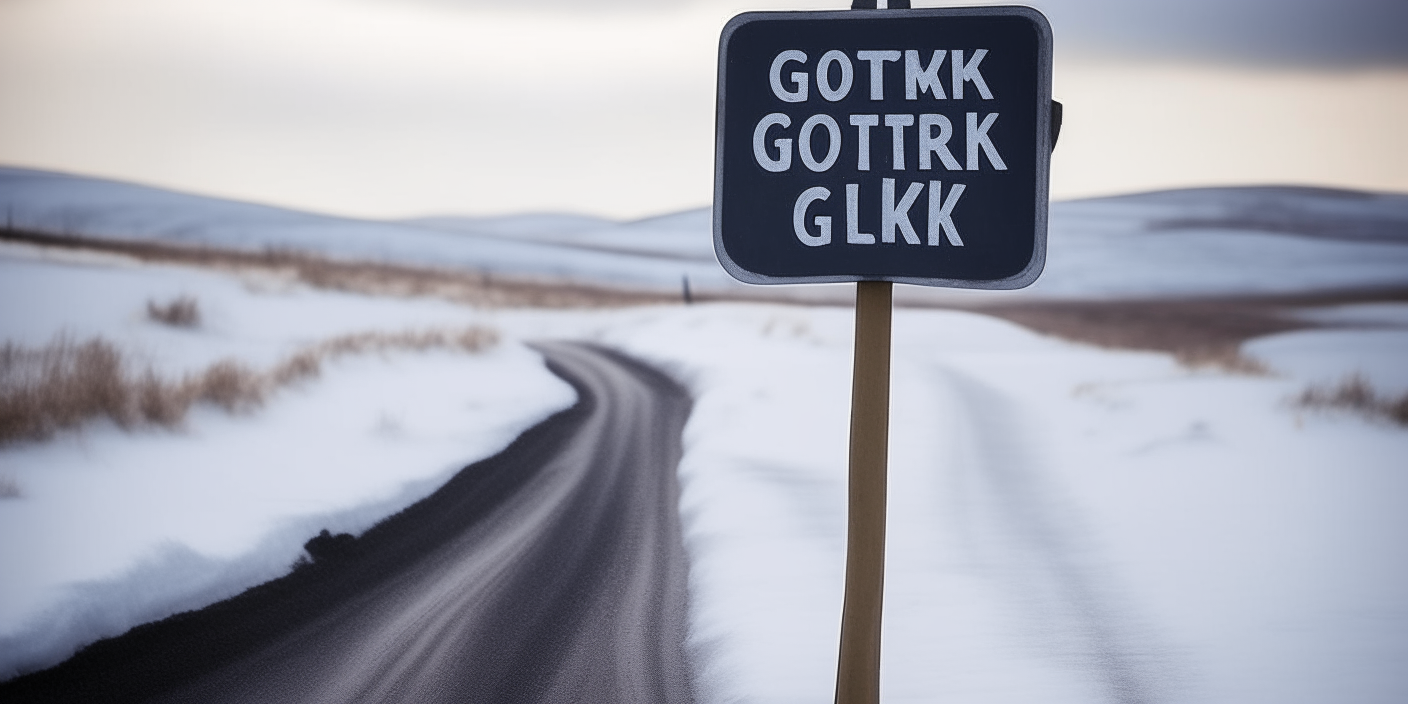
[147,295,201,328]
[1,337,140,443]
[1,228,675,309]
[0,326,499,447]
[8,226,1405,380]
[1295,375,1408,427]
[195,360,264,413]
[971,289,1407,374]
[974,299,1297,373]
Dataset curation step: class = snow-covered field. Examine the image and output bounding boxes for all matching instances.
[606,303,1408,704]
[2,173,1408,702]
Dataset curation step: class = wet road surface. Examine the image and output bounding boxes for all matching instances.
[1,341,695,704]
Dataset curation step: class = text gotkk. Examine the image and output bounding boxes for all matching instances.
[754,48,1002,248]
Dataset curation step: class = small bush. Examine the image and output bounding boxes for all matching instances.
[270,351,321,386]
[147,296,201,328]
[1390,396,1408,425]
[196,360,265,413]
[1174,347,1268,375]
[455,327,498,352]
[1295,374,1408,427]
[138,370,188,426]
[72,339,132,428]
[303,529,357,564]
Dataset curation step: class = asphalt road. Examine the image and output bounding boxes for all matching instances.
[1,341,696,703]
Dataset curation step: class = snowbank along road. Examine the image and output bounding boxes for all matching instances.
[0,341,696,704]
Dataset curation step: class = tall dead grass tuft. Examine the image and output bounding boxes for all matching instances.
[311,327,499,362]
[1173,347,1269,375]
[0,337,139,443]
[0,325,499,447]
[195,360,265,413]
[1295,374,1408,427]
[270,351,321,387]
[138,369,187,426]
[147,295,201,328]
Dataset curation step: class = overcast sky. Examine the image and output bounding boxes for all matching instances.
[1,0,1405,218]
[1033,0,1408,66]
[365,0,1408,66]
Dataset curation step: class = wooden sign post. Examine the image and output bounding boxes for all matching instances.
[836,279,892,704]
[713,5,1054,702]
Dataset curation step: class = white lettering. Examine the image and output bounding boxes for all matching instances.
[918,114,962,170]
[816,50,854,102]
[793,186,832,246]
[966,112,1006,170]
[752,113,793,173]
[884,114,914,170]
[881,178,923,244]
[904,50,946,100]
[928,181,966,246]
[850,114,879,171]
[846,184,874,244]
[770,50,809,103]
[951,49,993,100]
[799,114,842,172]
[856,50,901,100]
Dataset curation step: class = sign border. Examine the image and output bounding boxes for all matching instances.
[713,6,1054,289]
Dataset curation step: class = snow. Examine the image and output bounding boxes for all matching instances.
[0,166,733,294]
[1031,186,1408,298]
[6,168,1408,302]
[2,174,1408,700]
[1246,325,1408,396]
[1250,302,1408,396]
[599,306,1408,703]
[0,242,578,676]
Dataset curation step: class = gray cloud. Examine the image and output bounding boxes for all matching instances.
[1015,0,1408,67]
[380,0,1408,67]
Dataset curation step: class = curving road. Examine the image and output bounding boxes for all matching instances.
[1,341,696,704]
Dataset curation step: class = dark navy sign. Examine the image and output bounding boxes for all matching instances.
[714,7,1053,288]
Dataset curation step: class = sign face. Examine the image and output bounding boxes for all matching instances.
[714,7,1053,288]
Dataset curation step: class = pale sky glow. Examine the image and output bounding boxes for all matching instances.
[1,0,1405,219]
[1051,62,1408,200]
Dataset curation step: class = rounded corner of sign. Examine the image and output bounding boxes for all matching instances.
[726,269,778,286]
[718,15,747,46]
[1003,268,1046,291]
[991,5,1053,31]
[913,249,1046,291]
[719,11,765,42]
[996,252,1048,290]
[1016,5,1054,26]
[711,244,765,286]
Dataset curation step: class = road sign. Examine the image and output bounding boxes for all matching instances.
[714,7,1053,289]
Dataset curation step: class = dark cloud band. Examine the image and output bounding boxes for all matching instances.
[1030,0,1408,67]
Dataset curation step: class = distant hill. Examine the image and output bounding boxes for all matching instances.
[4,166,1407,302]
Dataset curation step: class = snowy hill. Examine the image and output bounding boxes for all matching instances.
[1035,185,1408,298]
[5,166,1408,301]
[0,167,730,293]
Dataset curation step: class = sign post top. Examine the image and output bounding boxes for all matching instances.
[713,6,1054,289]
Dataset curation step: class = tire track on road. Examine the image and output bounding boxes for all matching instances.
[941,369,1176,704]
